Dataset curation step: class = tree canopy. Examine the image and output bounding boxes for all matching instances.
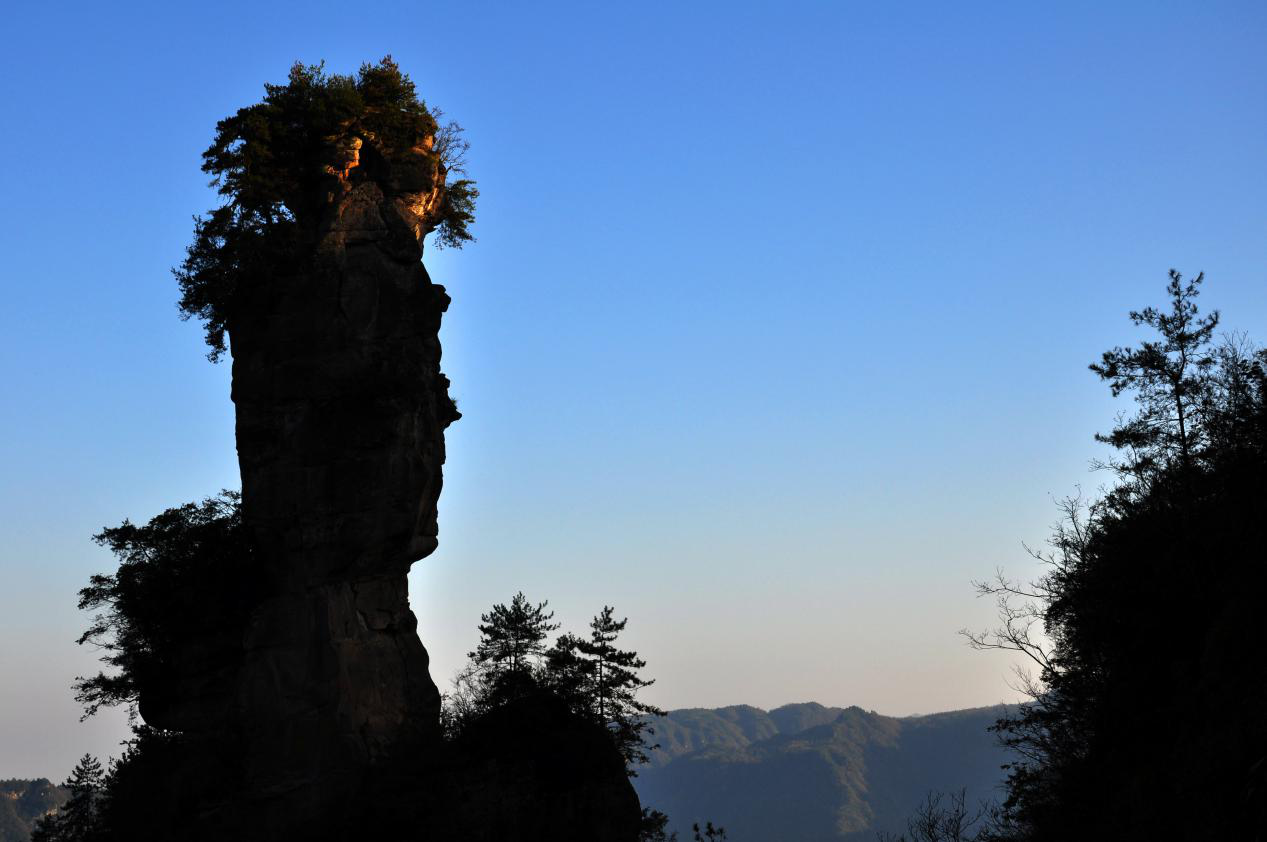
[74,492,250,718]
[446,595,665,774]
[966,271,1267,840]
[175,57,477,360]
[1089,269,1220,476]
[548,607,666,769]
[30,756,102,842]
[470,591,560,676]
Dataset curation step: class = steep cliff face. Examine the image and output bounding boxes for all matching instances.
[226,136,459,818]
[126,61,643,840]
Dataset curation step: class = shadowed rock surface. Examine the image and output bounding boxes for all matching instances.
[225,122,458,824]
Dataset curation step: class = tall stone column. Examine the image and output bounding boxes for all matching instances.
[227,139,459,822]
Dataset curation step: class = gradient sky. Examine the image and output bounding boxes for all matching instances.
[2,1,1265,780]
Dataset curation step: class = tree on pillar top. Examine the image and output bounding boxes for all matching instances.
[174,57,478,361]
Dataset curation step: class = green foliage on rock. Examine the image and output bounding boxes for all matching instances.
[175,57,477,360]
[73,492,250,718]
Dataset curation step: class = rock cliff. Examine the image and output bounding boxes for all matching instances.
[140,61,641,840]
[224,124,459,827]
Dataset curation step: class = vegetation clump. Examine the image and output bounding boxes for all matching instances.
[29,756,101,842]
[175,57,477,360]
[963,271,1267,841]
[444,593,667,772]
[73,493,250,718]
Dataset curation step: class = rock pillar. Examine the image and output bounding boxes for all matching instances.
[228,149,458,821]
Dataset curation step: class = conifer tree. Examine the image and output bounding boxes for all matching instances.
[552,606,666,770]
[1089,269,1219,478]
[31,755,102,842]
[966,271,1267,840]
[468,592,559,702]
[448,597,667,774]
[175,58,477,361]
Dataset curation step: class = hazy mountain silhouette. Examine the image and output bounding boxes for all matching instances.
[634,704,1009,841]
[0,780,67,842]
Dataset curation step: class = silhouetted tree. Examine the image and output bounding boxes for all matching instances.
[691,821,728,842]
[446,597,667,780]
[638,807,677,842]
[550,606,667,770]
[1089,269,1219,478]
[73,492,249,718]
[79,725,239,842]
[966,271,1267,840]
[442,596,694,838]
[468,591,559,698]
[30,755,102,842]
[441,591,563,732]
[877,790,994,842]
[58,495,251,840]
[471,591,559,674]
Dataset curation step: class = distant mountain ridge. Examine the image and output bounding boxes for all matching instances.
[644,702,865,766]
[0,779,67,842]
[634,703,1011,841]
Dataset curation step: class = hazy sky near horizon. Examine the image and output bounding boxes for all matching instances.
[2,1,1266,780]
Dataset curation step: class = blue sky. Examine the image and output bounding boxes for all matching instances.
[2,1,1265,779]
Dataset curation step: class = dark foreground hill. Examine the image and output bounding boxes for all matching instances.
[0,780,67,842]
[633,703,1010,841]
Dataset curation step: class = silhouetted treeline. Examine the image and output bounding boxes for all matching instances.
[440,593,699,840]
[443,593,665,769]
[952,272,1267,841]
[44,552,680,841]
[30,490,251,842]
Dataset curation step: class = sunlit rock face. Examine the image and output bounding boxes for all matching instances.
[226,129,459,822]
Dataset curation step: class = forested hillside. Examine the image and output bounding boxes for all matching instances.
[0,780,67,842]
[634,704,1008,841]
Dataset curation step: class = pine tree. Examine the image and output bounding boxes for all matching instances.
[31,755,102,842]
[74,492,247,718]
[468,592,559,701]
[968,272,1267,839]
[1089,269,1219,478]
[554,606,666,770]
